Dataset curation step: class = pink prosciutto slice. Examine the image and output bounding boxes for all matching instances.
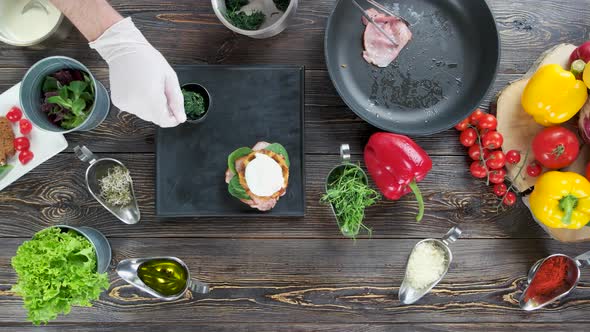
[362,8,412,68]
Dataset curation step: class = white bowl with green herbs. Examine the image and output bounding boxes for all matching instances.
[212,0,298,38]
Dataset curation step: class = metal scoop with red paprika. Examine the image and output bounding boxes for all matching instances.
[364,133,433,221]
[519,250,590,311]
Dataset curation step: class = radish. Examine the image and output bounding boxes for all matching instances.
[569,41,590,66]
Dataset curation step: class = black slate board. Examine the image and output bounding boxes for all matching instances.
[156,65,305,217]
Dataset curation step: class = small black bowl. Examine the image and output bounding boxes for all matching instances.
[181,83,211,124]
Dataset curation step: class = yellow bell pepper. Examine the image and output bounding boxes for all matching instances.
[529,171,590,229]
[522,64,588,126]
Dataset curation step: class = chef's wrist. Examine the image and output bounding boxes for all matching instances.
[50,0,123,41]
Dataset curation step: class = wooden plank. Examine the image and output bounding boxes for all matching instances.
[2,238,590,323]
[0,323,585,332]
[0,153,541,239]
[0,67,520,155]
[0,0,587,72]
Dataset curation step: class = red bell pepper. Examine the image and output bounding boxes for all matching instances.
[364,133,432,222]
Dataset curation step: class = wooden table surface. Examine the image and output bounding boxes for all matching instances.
[1,0,590,330]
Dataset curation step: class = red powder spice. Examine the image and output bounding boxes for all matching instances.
[524,256,577,303]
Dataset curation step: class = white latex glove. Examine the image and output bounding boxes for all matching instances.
[89,18,186,127]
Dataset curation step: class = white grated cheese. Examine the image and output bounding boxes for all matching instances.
[405,241,447,290]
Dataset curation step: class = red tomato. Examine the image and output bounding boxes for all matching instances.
[470,161,488,179]
[455,118,470,131]
[19,119,32,135]
[460,128,477,147]
[18,150,34,165]
[505,150,521,165]
[489,168,507,184]
[482,131,504,150]
[477,114,498,131]
[13,137,30,152]
[493,183,507,197]
[532,127,579,169]
[468,144,489,161]
[503,192,517,206]
[527,161,542,178]
[486,151,506,170]
[469,109,485,126]
[6,106,22,122]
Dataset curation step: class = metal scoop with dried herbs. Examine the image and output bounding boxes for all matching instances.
[98,166,133,206]
[321,164,380,238]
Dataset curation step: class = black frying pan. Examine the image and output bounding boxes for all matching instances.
[325,0,499,136]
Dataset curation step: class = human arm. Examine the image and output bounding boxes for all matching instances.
[49,0,186,127]
[49,0,122,42]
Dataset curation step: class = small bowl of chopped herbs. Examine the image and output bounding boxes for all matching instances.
[20,56,110,133]
[181,83,210,123]
[212,0,298,39]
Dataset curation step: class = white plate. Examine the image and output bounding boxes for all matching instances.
[0,83,68,191]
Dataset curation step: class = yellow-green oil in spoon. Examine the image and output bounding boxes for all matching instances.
[137,259,188,296]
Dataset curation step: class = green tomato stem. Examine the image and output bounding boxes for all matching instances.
[408,180,425,222]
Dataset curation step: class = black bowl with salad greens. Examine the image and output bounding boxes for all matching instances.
[212,0,298,38]
[20,56,111,133]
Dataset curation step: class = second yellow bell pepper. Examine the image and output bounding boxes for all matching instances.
[522,64,588,126]
[529,171,590,229]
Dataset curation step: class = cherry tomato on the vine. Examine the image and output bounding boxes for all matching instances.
[506,150,521,165]
[470,161,488,179]
[460,128,477,147]
[493,183,507,197]
[482,131,504,150]
[477,113,498,131]
[455,118,470,131]
[527,161,542,178]
[489,168,507,184]
[469,109,485,126]
[468,144,489,161]
[486,151,506,170]
[503,192,517,206]
[19,119,32,135]
[6,106,22,122]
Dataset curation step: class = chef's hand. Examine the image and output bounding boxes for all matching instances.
[89,18,186,127]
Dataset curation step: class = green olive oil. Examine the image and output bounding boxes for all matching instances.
[137,259,188,296]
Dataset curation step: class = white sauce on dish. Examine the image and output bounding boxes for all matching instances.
[245,153,284,197]
[0,0,61,44]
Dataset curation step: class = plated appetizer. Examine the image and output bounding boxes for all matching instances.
[225,141,290,211]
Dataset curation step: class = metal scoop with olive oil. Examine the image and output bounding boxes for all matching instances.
[116,257,209,301]
[399,226,462,305]
[519,250,590,311]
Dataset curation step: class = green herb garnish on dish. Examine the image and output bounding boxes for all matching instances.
[99,165,133,207]
[182,89,206,120]
[321,164,380,239]
[225,0,265,30]
[11,227,109,325]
